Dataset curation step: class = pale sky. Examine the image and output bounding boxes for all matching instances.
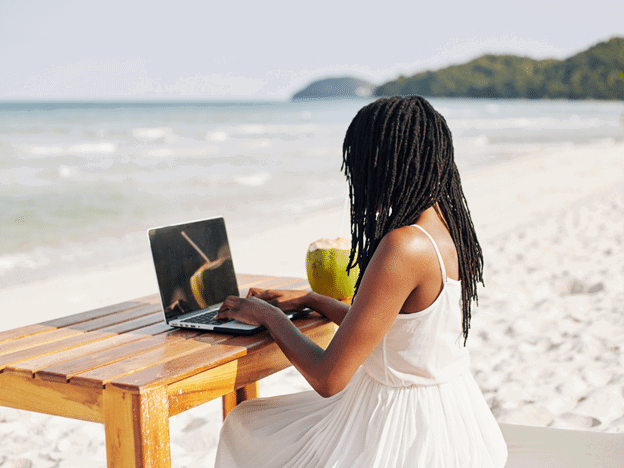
[1,0,623,101]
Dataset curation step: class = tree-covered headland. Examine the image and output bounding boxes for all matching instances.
[375,37,624,100]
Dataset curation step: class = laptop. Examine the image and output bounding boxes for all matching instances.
[148,217,309,334]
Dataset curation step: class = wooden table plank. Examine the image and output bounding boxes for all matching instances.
[66,304,162,332]
[5,333,144,377]
[128,322,175,336]
[0,328,86,356]
[71,338,213,388]
[34,334,191,383]
[5,321,184,377]
[96,312,163,334]
[139,322,204,338]
[110,339,252,393]
[41,298,157,329]
[0,301,158,354]
[0,330,115,372]
[0,324,57,344]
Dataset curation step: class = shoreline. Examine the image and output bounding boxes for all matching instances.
[1,141,624,466]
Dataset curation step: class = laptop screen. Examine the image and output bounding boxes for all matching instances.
[148,217,239,323]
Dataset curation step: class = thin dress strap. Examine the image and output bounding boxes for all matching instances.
[411,224,447,283]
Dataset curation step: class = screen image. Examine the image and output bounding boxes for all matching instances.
[149,218,239,322]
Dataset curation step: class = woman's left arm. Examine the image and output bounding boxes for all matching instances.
[216,229,426,397]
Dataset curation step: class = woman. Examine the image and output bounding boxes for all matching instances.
[214,96,508,467]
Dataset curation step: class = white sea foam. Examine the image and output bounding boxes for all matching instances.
[239,124,264,135]
[18,142,116,157]
[182,146,221,157]
[233,172,271,187]
[235,123,319,136]
[132,127,174,141]
[69,142,116,154]
[486,104,499,114]
[140,145,220,158]
[0,166,50,186]
[246,138,272,150]
[0,251,51,276]
[144,148,175,157]
[451,116,616,131]
[58,165,79,179]
[304,146,340,157]
[207,131,229,142]
[20,144,64,157]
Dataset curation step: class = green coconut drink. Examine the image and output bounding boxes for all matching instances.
[305,238,359,301]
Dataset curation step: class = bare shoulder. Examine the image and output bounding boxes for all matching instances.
[372,225,440,282]
[380,225,438,261]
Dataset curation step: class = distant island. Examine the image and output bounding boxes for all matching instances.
[291,77,375,100]
[376,37,624,100]
[294,37,623,101]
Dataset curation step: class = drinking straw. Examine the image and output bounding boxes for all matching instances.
[181,231,211,263]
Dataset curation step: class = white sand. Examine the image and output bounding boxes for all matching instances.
[1,142,624,467]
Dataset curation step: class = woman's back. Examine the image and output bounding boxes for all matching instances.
[362,224,471,387]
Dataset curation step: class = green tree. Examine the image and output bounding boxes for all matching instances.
[375,37,624,100]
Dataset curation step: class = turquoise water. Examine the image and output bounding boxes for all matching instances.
[1,98,622,287]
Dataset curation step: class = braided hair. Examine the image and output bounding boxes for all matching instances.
[341,96,483,345]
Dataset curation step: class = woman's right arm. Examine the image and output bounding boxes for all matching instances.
[246,288,350,325]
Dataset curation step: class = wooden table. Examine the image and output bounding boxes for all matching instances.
[0,274,336,468]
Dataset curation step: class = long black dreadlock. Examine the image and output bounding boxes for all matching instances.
[341,96,483,345]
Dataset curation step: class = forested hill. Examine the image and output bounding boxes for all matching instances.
[292,77,375,100]
[375,37,624,100]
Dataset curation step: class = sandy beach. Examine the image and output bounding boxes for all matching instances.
[1,141,624,467]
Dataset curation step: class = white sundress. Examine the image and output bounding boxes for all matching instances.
[215,225,508,467]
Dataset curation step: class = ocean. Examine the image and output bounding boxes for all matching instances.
[1,98,623,288]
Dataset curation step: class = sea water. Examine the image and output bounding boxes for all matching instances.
[1,98,623,288]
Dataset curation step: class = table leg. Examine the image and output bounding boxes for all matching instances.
[222,382,258,420]
[103,385,171,468]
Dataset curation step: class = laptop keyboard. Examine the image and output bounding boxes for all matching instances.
[180,310,232,325]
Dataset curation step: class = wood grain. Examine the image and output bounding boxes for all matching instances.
[41,297,158,329]
[70,338,212,388]
[0,328,85,356]
[35,334,187,384]
[0,324,56,345]
[104,385,171,468]
[0,372,103,423]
